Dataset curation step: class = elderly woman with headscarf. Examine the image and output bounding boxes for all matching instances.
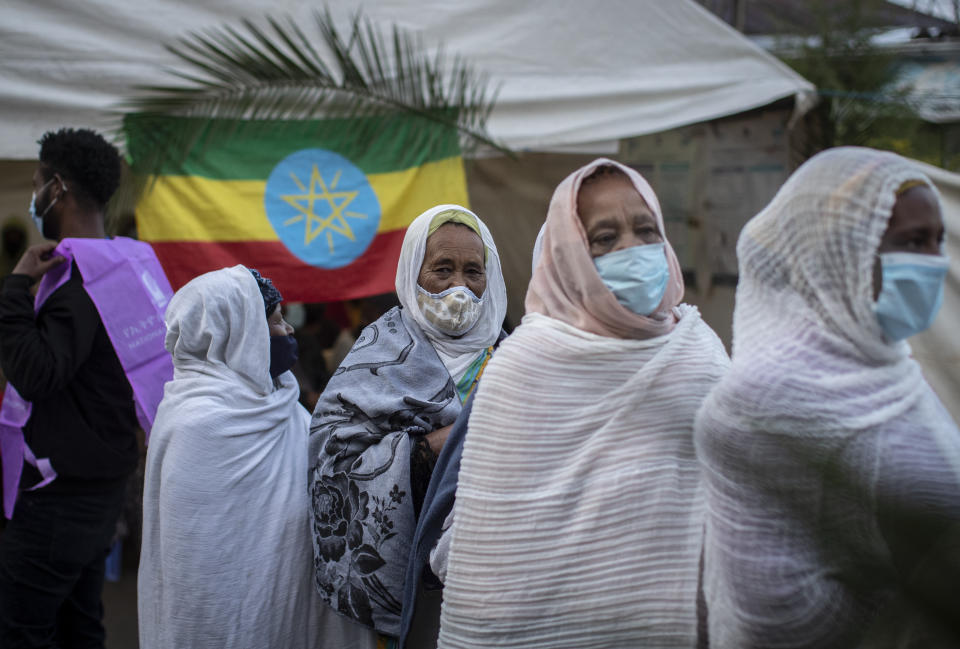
[138,266,376,649]
[436,159,729,648]
[696,147,960,648]
[308,205,507,641]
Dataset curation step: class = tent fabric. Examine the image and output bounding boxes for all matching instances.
[0,0,813,158]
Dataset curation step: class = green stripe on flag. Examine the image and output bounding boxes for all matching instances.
[124,113,461,179]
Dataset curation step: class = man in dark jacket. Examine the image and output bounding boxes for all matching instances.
[0,128,137,648]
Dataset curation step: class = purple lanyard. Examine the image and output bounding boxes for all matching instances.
[0,238,174,518]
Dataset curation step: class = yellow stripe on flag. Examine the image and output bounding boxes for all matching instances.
[136,156,468,242]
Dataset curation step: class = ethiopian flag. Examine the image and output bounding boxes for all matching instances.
[125,115,469,302]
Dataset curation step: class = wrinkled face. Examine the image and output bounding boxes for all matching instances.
[417,223,487,297]
[873,185,945,299]
[268,304,294,337]
[577,174,662,258]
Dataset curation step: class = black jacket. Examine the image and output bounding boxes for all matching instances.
[0,264,138,490]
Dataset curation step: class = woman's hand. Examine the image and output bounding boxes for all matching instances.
[425,424,453,456]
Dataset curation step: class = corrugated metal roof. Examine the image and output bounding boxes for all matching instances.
[697,0,956,35]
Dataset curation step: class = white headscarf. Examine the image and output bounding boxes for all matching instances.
[729,146,942,425]
[697,147,960,648]
[163,265,273,391]
[140,265,376,649]
[395,204,508,381]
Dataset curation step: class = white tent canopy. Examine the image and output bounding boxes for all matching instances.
[0,0,814,158]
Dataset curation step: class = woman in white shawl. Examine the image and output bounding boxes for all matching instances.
[138,265,376,649]
[696,147,960,648]
[438,159,729,648]
[309,205,507,640]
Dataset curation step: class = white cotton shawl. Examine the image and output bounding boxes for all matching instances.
[695,148,960,648]
[395,204,508,382]
[439,306,729,648]
[138,266,376,649]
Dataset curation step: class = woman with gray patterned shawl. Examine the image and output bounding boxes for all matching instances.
[309,205,507,641]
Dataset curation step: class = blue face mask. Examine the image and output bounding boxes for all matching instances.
[29,192,43,234]
[874,251,949,342]
[29,178,64,238]
[594,242,669,316]
[269,334,299,378]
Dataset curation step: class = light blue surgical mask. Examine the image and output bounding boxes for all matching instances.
[874,251,949,342]
[29,193,43,234]
[594,242,669,316]
[28,178,63,237]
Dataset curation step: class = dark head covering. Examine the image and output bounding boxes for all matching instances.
[249,268,283,317]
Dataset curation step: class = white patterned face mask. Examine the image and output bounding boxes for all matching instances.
[416,285,484,336]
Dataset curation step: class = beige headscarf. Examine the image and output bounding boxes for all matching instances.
[525,158,684,339]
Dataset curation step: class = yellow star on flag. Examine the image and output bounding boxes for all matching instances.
[281,165,368,253]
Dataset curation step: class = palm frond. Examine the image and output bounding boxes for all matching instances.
[119,7,508,177]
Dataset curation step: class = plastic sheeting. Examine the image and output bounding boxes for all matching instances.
[0,0,813,158]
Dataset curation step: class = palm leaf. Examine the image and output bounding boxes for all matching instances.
[119,7,508,178]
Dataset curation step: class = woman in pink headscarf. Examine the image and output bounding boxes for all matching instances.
[435,159,729,648]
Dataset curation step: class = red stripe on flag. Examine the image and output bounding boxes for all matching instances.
[149,229,406,302]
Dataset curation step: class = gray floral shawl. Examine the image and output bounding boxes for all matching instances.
[309,306,462,636]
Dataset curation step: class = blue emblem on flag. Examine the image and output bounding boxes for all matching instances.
[264,149,381,269]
